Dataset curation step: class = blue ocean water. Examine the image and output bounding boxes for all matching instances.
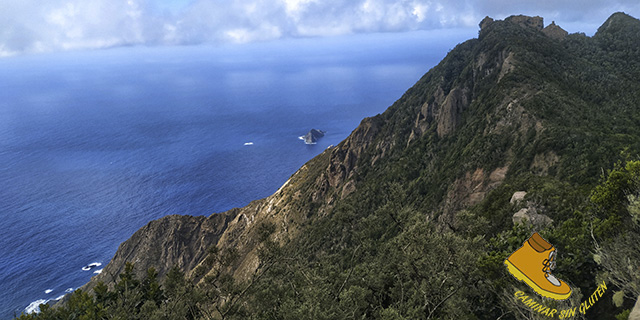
[0,29,475,318]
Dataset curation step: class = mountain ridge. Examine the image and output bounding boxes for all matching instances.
[43,12,640,320]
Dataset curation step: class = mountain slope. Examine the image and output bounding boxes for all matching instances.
[43,12,640,320]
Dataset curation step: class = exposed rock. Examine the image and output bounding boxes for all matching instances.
[510,191,527,204]
[479,16,494,31]
[436,86,471,137]
[630,295,640,320]
[542,21,568,40]
[341,180,356,199]
[498,52,516,82]
[489,166,509,184]
[505,15,544,31]
[443,165,509,217]
[412,86,444,139]
[512,207,553,228]
[312,172,330,202]
[326,116,383,188]
[300,129,326,144]
[80,213,235,292]
[410,84,471,141]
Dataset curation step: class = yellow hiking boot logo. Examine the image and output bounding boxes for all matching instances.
[504,232,572,300]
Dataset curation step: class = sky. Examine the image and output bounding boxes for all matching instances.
[1,0,640,57]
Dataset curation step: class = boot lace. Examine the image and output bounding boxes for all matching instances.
[542,251,556,274]
[542,251,561,286]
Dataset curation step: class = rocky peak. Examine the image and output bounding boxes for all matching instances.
[595,12,640,40]
[542,21,568,40]
[598,12,639,32]
[479,16,494,30]
[505,15,544,31]
[480,14,569,41]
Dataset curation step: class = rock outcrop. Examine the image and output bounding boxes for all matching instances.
[630,295,640,320]
[408,83,472,142]
[479,16,494,30]
[542,21,568,40]
[480,14,568,42]
[509,191,553,228]
[512,207,553,228]
[300,129,325,144]
[81,213,236,291]
[505,15,544,31]
[510,191,527,204]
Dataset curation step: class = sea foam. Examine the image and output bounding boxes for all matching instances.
[25,299,49,314]
[82,262,102,271]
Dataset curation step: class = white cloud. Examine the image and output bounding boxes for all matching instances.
[283,0,316,16]
[1,0,640,56]
[412,2,431,23]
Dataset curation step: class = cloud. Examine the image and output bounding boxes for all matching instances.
[1,0,640,56]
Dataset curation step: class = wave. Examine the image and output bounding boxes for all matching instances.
[65,288,74,293]
[82,262,102,271]
[244,142,254,146]
[54,295,66,301]
[44,289,53,294]
[94,268,103,274]
[25,299,49,314]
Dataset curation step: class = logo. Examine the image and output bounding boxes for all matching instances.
[505,232,609,318]
[504,232,571,300]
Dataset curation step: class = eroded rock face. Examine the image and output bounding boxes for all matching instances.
[480,15,568,42]
[410,84,472,141]
[505,15,544,31]
[436,86,471,137]
[326,116,383,188]
[443,165,510,217]
[542,21,568,40]
[81,213,235,291]
[479,16,494,30]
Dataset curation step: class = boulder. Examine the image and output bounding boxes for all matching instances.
[512,207,553,228]
[510,191,527,204]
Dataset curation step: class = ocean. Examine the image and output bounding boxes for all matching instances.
[0,29,475,318]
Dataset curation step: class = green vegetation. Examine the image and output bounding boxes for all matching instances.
[17,160,640,319]
[17,13,640,319]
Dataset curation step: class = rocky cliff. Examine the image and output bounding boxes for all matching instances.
[82,213,235,290]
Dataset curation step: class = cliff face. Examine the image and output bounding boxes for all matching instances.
[76,12,640,319]
[82,213,236,291]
